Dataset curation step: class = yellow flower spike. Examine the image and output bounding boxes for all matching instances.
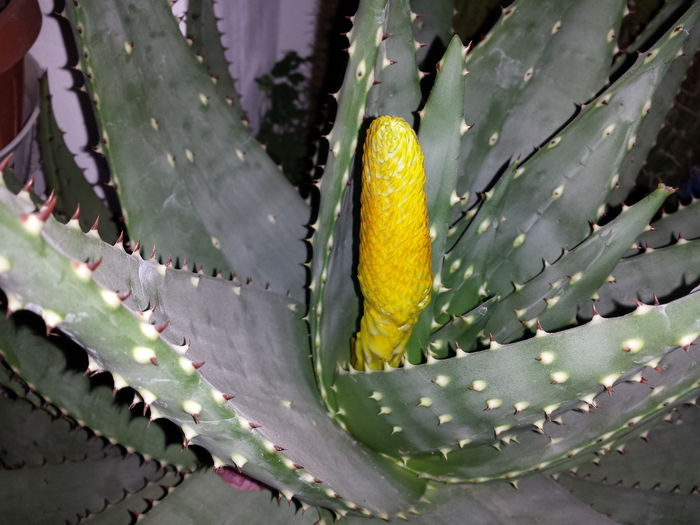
[353,116,432,371]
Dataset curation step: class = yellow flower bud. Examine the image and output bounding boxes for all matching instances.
[353,116,432,370]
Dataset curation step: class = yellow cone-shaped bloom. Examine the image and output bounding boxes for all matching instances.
[353,116,432,370]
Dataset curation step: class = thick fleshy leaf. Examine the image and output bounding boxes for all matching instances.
[63,0,309,298]
[0,397,105,468]
[0,316,198,469]
[407,36,467,361]
[404,340,700,482]
[436,187,670,348]
[138,470,326,525]
[0,183,424,514]
[410,0,453,66]
[440,4,699,319]
[566,402,700,493]
[37,75,118,242]
[0,398,168,524]
[454,0,625,206]
[589,238,700,317]
[366,0,422,123]
[608,7,700,204]
[185,0,242,112]
[637,196,700,248]
[310,0,388,399]
[334,290,700,478]
[86,469,183,524]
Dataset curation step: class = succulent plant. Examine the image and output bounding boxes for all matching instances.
[1,0,700,523]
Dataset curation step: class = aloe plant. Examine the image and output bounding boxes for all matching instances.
[1,0,699,522]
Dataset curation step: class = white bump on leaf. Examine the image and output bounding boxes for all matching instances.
[140,323,160,340]
[678,333,698,347]
[438,414,453,425]
[600,373,620,388]
[42,310,63,328]
[538,351,555,365]
[140,389,157,405]
[179,357,196,375]
[550,371,569,383]
[231,453,248,467]
[100,289,121,309]
[183,399,202,415]
[369,391,383,401]
[433,375,451,387]
[470,379,487,391]
[547,136,562,148]
[23,214,43,236]
[485,398,502,410]
[0,256,11,274]
[621,338,644,353]
[418,397,433,407]
[132,346,156,364]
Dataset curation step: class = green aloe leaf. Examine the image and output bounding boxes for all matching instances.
[441,3,699,319]
[0,396,169,524]
[565,401,700,492]
[137,470,328,525]
[0,182,424,514]
[310,0,388,397]
[185,0,242,113]
[454,0,625,208]
[0,316,198,469]
[608,6,700,204]
[366,0,422,123]
[557,403,700,525]
[63,0,309,298]
[334,289,700,479]
[436,186,671,347]
[86,469,183,524]
[37,74,118,242]
[410,0,453,66]
[587,238,700,317]
[407,35,467,361]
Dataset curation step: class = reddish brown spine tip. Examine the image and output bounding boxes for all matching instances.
[192,361,205,369]
[21,177,35,193]
[117,290,132,301]
[38,192,58,221]
[87,257,103,272]
[71,204,82,222]
[223,394,235,401]
[248,422,261,429]
[150,357,159,366]
[90,216,100,231]
[155,321,170,333]
[114,231,124,245]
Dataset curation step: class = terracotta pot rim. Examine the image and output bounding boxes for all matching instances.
[0,0,42,74]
